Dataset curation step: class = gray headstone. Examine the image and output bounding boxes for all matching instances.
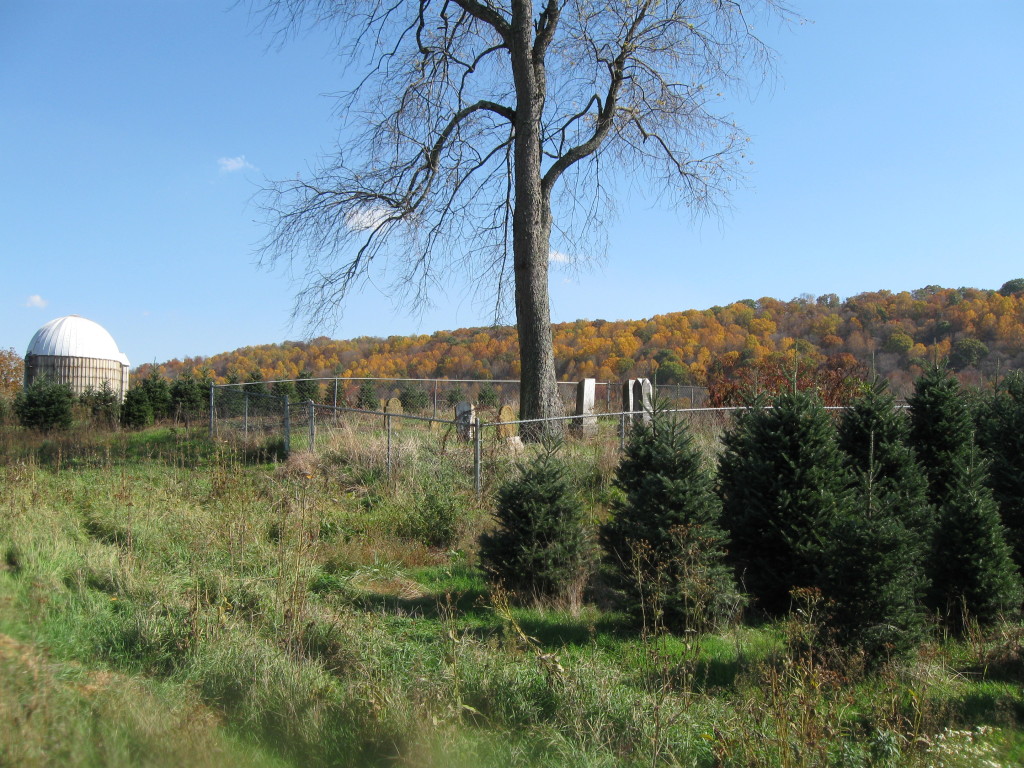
[572,378,598,436]
[455,401,476,441]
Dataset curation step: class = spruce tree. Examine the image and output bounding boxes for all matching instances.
[837,381,933,542]
[295,370,321,403]
[141,371,173,421]
[718,390,851,616]
[602,412,740,633]
[975,372,1024,569]
[14,376,74,431]
[479,446,595,609]
[907,366,974,508]
[357,380,379,410]
[121,386,154,429]
[927,449,1022,629]
[818,462,928,664]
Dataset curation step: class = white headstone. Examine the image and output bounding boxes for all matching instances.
[633,378,653,426]
[573,378,598,436]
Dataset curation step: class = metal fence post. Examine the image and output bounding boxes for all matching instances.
[386,414,392,478]
[308,399,316,452]
[244,392,249,435]
[208,383,215,438]
[432,379,439,420]
[283,398,291,456]
[474,416,482,496]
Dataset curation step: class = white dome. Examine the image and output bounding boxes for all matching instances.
[26,315,130,366]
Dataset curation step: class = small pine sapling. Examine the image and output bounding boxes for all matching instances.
[479,445,596,611]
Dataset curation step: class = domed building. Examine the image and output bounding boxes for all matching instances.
[24,315,130,401]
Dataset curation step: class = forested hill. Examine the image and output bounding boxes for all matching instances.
[139,281,1024,397]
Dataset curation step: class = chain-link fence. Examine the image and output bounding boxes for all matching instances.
[208,378,722,495]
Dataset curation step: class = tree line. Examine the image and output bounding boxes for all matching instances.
[133,280,1024,398]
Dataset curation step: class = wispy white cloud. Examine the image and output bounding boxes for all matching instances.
[24,294,47,308]
[218,155,255,173]
[345,206,391,232]
[549,249,571,264]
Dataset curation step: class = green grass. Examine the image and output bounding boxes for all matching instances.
[2,423,1024,766]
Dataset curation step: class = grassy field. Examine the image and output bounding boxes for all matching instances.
[2,423,1024,767]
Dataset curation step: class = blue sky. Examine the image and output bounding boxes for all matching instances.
[3,1,1022,369]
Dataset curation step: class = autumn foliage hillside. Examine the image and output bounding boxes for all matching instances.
[137,282,1024,398]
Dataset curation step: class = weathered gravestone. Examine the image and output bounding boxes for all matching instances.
[385,397,403,415]
[455,401,476,441]
[622,379,636,414]
[496,404,517,440]
[632,378,653,426]
[572,378,598,436]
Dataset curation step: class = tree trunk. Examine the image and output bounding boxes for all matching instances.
[510,0,562,438]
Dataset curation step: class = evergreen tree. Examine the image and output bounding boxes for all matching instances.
[479,446,595,609]
[295,370,321,403]
[169,372,206,424]
[141,370,173,421]
[79,382,120,428]
[837,381,933,541]
[245,370,267,395]
[356,380,379,410]
[14,376,74,431]
[975,372,1024,569]
[718,390,851,616]
[602,412,740,633]
[272,379,296,402]
[907,366,974,508]
[818,463,928,664]
[398,382,430,413]
[121,386,154,429]
[478,382,500,409]
[927,449,1022,629]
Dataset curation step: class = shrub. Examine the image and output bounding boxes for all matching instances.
[14,376,74,431]
[601,411,740,633]
[718,391,851,616]
[479,445,595,610]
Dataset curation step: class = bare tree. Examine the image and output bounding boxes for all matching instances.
[254,0,788,436]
